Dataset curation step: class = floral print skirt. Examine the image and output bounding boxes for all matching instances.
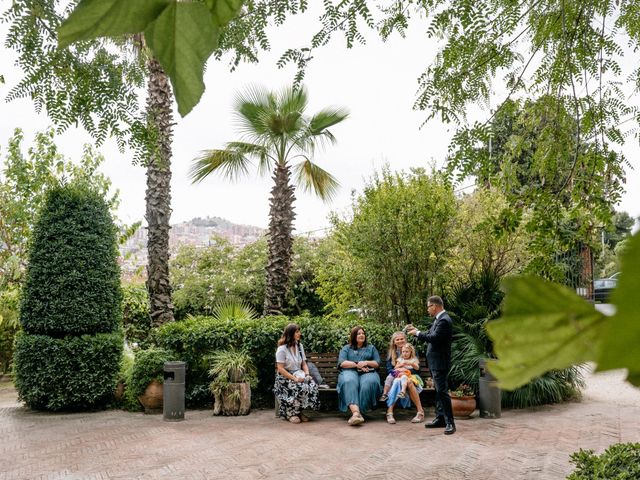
[274,373,320,419]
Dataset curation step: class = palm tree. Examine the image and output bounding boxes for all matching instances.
[145,56,175,327]
[190,86,348,315]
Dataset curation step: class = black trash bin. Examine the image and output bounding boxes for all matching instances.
[163,361,186,421]
[479,358,501,419]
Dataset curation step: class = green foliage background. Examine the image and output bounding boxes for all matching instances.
[318,168,457,323]
[151,314,429,406]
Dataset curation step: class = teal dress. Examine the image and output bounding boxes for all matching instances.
[337,344,382,413]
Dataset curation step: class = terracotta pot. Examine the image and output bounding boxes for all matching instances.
[114,381,125,402]
[212,382,251,416]
[451,395,476,418]
[138,380,163,413]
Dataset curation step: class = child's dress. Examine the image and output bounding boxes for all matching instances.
[386,357,423,407]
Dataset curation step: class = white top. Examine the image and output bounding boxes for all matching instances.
[275,343,307,374]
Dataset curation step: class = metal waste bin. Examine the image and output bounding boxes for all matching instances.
[479,358,501,419]
[163,361,186,421]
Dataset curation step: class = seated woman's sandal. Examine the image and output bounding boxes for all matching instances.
[348,413,365,426]
[411,411,425,423]
[379,394,388,402]
[288,416,301,424]
[386,412,396,424]
[397,392,406,399]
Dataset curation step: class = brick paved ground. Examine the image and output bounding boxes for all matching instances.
[1,367,639,480]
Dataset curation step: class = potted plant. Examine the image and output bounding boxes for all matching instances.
[127,347,174,413]
[450,383,476,418]
[208,349,258,416]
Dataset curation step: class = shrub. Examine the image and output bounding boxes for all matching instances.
[567,443,640,479]
[502,367,585,409]
[447,270,583,408]
[151,315,418,406]
[14,183,123,411]
[121,283,151,346]
[19,185,121,335]
[208,349,258,395]
[13,331,122,411]
[126,347,175,402]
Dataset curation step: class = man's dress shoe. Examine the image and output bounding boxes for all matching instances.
[425,417,446,428]
[444,424,456,435]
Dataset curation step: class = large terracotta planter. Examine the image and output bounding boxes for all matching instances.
[451,395,476,418]
[213,382,251,416]
[114,381,125,402]
[138,380,163,413]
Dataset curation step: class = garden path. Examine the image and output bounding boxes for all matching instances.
[0,366,639,479]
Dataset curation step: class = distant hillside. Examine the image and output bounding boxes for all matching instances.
[119,217,264,276]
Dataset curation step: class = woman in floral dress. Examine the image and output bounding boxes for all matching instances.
[274,323,320,423]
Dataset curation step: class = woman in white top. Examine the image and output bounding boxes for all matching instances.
[274,323,320,423]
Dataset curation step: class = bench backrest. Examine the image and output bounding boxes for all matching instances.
[307,352,430,388]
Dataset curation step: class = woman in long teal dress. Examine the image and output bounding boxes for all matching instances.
[337,326,382,426]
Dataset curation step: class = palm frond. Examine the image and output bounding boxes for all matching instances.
[278,85,308,118]
[189,148,252,183]
[309,107,349,134]
[224,141,273,177]
[293,160,340,201]
[234,85,273,138]
[212,298,259,322]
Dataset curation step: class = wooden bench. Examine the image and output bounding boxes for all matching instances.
[275,352,435,416]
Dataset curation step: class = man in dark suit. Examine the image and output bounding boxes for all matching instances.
[406,295,455,435]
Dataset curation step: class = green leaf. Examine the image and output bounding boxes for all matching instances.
[205,0,244,27]
[486,276,605,390]
[597,232,640,386]
[58,0,171,50]
[144,2,219,116]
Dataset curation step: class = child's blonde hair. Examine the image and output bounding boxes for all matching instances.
[400,343,416,359]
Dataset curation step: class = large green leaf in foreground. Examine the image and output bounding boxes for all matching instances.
[487,276,605,390]
[58,0,171,49]
[597,232,640,386]
[144,2,219,116]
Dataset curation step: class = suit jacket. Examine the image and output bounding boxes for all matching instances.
[416,311,453,371]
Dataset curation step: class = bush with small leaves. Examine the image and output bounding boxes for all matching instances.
[13,331,123,411]
[567,443,640,480]
[14,183,123,410]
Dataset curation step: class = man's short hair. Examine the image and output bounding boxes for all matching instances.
[428,295,444,307]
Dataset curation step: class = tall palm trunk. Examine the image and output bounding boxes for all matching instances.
[264,162,296,315]
[145,57,174,326]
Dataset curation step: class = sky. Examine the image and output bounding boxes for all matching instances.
[1,10,639,236]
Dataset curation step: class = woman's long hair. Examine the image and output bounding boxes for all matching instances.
[387,331,406,366]
[278,323,300,347]
[349,326,367,349]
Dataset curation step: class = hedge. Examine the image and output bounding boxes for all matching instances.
[151,315,429,406]
[567,443,640,479]
[13,331,123,411]
[19,185,121,335]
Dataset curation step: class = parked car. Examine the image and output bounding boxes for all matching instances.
[593,276,618,303]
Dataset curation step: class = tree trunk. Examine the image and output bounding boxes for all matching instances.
[263,162,295,315]
[213,383,251,416]
[145,57,174,327]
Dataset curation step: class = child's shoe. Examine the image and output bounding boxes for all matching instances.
[398,391,406,399]
[379,394,388,402]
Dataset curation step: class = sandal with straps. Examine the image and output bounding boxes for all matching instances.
[411,411,425,423]
[386,412,396,424]
[288,416,301,424]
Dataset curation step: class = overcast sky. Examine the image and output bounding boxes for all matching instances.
[1,11,639,235]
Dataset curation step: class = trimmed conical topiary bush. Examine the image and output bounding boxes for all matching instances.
[14,183,123,410]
